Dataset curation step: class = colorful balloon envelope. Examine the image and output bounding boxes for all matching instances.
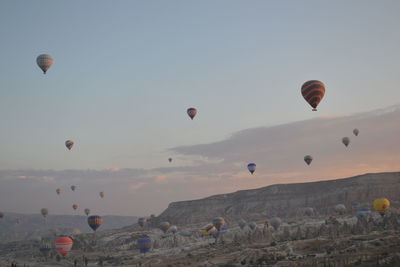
[88,215,103,231]
[137,237,152,253]
[247,163,256,174]
[36,54,53,74]
[301,80,325,111]
[213,216,225,231]
[187,108,197,120]
[39,239,52,253]
[65,140,74,150]
[304,155,313,165]
[55,236,73,257]
[72,204,78,210]
[373,198,390,216]
[353,128,359,136]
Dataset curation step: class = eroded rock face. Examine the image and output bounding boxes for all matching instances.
[157,172,400,225]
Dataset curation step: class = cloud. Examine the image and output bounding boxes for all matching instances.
[130,182,146,191]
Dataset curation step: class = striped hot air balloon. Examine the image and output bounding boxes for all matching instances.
[137,237,152,253]
[55,236,73,257]
[88,215,103,232]
[187,108,197,120]
[36,54,53,74]
[301,80,325,111]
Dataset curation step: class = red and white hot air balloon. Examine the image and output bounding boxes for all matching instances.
[55,236,73,257]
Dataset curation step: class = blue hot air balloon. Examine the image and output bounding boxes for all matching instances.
[137,237,152,253]
[247,163,256,174]
[88,215,103,232]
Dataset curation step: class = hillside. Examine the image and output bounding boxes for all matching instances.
[0,213,137,238]
[157,172,400,225]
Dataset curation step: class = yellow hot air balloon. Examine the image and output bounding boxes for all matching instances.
[373,198,390,216]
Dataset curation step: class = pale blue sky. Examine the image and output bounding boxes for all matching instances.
[1,1,399,170]
[1,1,400,216]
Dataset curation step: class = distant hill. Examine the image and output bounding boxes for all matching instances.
[157,172,400,225]
[0,213,137,235]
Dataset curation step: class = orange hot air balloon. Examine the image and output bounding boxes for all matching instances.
[301,80,325,111]
[373,198,390,216]
[55,236,73,257]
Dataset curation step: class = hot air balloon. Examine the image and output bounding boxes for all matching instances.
[36,54,53,74]
[353,128,359,136]
[55,236,73,257]
[373,198,390,216]
[304,155,313,166]
[207,226,217,236]
[137,237,152,253]
[342,137,350,147]
[0,212,4,219]
[248,221,257,230]
[238,219,247,230]
[56,188,61,195]
[168,225,178,234]
[41,208,48,218]
[357,207,371,218]
[304,207,315,216]
[270,217,282,230]
[247,163,256,174]
[84,208,90,216]
[187,108,197,120]
[138,217,147,228]
[301,80,325,111]
[159,222,170,233]
[168,158,172,163]
[88,215,103,232]
[213,217,225,231]
[99,192,104,198]
[65,140,74,150]
[200,223,215,236]
[72,204,78,210]
[70,185,76,191]
[334,204,346,215]
[39,240,52,255]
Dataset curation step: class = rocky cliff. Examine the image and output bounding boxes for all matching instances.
[157,172,400,225]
